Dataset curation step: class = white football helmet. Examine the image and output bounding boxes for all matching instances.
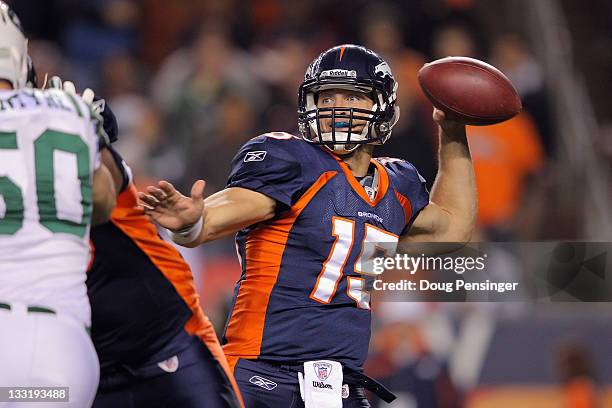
[0,1,28,89]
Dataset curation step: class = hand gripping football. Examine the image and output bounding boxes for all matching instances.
[418,56,522,125]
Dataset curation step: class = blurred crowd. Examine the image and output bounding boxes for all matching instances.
[12,0,553,244]
[13,0,608,406]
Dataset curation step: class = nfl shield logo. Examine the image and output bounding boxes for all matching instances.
[313,362,332,381]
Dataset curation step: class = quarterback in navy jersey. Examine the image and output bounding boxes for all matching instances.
[140,45,477,407]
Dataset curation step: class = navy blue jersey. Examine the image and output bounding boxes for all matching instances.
[222,133,429,371]
[87,148,226,373]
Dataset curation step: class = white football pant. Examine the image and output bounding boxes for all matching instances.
[0,304,99,407]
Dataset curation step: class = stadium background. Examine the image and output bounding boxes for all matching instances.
[8,0,612,406]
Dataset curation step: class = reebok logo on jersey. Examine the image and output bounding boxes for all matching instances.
[249,375,277,391]
[244,151,267,162]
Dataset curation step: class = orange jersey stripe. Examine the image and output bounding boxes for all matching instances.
[394,189,413,225]
[226,355,240,374]
[112,184,243,405]
[223,171,338,358]
[112,185,202,335]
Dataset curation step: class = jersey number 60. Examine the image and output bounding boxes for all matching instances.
[0,130,91,238]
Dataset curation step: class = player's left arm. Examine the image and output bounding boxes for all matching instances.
[100,148,126,194]
[400,109,477,245]
[200,186,277,243]
[138,180,276,247]
[91,163,117,226]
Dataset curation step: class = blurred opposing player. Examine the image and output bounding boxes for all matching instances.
[0,2,116,407]
[140,45,477,407]
[55,85,241,407]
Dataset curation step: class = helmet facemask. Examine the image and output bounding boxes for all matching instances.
[298,79,399,155]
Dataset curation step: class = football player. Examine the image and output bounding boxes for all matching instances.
[40,75,244,407]
[0,2,116,407]
[38,83,243,407]
[139,45,477,407]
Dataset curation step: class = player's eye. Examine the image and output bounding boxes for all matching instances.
[321,96,334,104]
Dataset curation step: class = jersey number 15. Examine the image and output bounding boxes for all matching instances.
[310,216,399,310]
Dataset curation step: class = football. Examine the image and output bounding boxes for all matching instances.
[418,56,522,125]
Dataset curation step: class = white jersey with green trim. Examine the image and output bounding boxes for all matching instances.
[0,88,101,326]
